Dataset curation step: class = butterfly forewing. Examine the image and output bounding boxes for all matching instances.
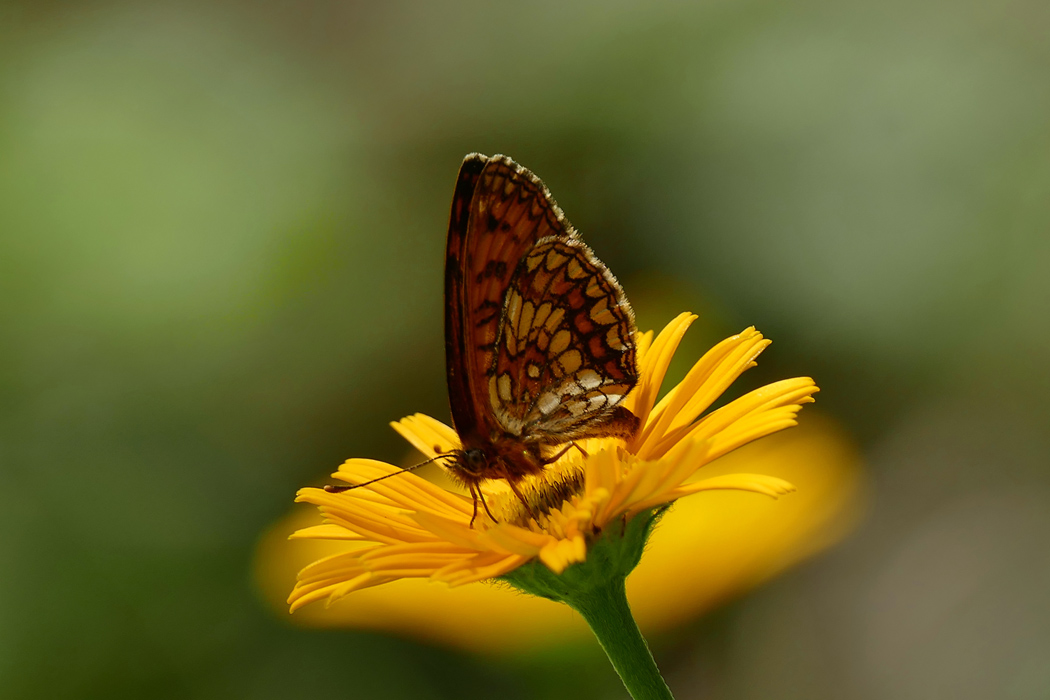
[443,155,488,441]
[445,155,576,442]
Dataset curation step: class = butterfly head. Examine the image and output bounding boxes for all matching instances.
[447,439,551,485]
[446,440,557,526]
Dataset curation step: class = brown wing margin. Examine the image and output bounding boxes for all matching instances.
[444,153,488,441]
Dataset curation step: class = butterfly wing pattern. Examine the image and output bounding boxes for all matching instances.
[491,238,637,441]
[443,154,640,520]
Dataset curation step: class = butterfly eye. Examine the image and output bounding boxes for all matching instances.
[462,449,487,475]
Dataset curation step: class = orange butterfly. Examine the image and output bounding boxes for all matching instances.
[442,154,640,524]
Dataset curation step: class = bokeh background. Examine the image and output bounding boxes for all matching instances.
[3,1,1050,698]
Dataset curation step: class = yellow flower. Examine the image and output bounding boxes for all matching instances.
[255,413,858,652]
[284,312,822,613]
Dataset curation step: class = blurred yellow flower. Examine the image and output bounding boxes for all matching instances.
[255,313,862,652]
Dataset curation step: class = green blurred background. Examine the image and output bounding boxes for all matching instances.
[2,1,1049,698]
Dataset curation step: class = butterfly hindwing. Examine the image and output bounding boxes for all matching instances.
[489,237,638,442]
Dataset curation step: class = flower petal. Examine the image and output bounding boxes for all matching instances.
[636,328,769,458]
[624,312,696,435]
[390,413,461,458]
[629,473,797,515]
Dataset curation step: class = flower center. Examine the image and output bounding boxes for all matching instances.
[480,455,586,526]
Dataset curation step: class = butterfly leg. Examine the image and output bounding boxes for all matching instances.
[476,487,498,525]
[506,479,539,523]
[544,442,574,464]
[468,484,479,527]
[468,483,498,527]
[543,441,589,465]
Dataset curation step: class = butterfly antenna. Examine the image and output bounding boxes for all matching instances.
[324,452,457,493]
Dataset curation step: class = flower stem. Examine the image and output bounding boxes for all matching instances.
[568,577,675,700]
[498,509,674,697]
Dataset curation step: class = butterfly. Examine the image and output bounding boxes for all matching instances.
[442,154,640,524]
[325,154,640,525]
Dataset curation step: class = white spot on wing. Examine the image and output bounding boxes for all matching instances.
[497,373,513,403]
[537,391,560,415]
[578,369,602,390]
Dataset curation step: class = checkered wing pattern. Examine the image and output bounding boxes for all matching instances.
[489,238,637,441]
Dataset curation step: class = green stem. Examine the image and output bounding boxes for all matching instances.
[568,577,675,700]
[498,508,674,697]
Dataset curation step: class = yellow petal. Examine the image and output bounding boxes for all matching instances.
[289,524,368,541]
[626,473,796,516]
[624,312,696,431]
[636,328,769,459]
[390,413,461,458]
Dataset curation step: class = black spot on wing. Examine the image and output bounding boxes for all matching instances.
[476,260,508,283]
[473,299,502,327]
